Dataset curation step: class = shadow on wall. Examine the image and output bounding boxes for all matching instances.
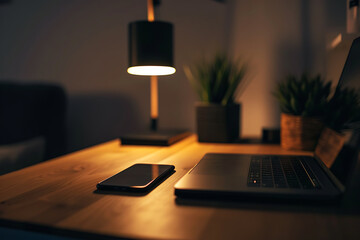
[67,93,140,153]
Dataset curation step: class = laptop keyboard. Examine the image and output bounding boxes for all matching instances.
[247,156,321,189]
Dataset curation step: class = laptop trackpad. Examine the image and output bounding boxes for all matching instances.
[190,154,250,176]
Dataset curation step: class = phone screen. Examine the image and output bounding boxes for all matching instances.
[97,164,174,191]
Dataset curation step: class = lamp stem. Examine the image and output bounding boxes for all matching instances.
[148,0,158,131]
[147,0,154,22]
[150,76,158,131]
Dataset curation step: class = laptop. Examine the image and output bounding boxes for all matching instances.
[174,37,360,202]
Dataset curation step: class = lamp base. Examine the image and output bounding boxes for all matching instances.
[120,129,191,146]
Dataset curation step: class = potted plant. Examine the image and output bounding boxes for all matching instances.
[185,54,247,142]
[274,74,331,150]
[315,87,360,167]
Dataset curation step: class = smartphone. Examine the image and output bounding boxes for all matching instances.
[96,163,175,192]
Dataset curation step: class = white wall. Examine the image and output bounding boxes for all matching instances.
[0,0,346,151]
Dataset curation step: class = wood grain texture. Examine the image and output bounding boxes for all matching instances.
[0,135,359,240]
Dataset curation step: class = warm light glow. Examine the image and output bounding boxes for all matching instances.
[127,66,176,76]
[354,7,358,21]
[152,164,159,179]
[330,33,342,49]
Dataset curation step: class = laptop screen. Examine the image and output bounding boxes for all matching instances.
[330,37,360,185]
[337,37,360,91]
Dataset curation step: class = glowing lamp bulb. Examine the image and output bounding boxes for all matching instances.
[127,66,176,76]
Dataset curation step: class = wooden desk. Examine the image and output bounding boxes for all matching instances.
[0,135,359,239]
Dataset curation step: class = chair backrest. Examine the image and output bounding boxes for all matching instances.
[0,81,67,159]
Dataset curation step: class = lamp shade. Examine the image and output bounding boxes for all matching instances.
[128,21,175,76]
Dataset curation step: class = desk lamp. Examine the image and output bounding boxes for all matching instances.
[121,0,190,146]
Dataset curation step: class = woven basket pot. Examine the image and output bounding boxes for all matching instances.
[315,127,346,168]
[280,113,323,151]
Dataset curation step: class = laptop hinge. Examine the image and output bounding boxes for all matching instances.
[315,156,345,193]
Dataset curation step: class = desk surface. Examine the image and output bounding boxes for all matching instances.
[0,135,359,240]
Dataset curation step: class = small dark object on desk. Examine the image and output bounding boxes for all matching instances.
[235,138,262,144]
[262,128,281,144]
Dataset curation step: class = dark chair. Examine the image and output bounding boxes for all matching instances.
[0,81,67,174]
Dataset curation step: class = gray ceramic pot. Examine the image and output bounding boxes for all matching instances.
[196,103,240,143]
